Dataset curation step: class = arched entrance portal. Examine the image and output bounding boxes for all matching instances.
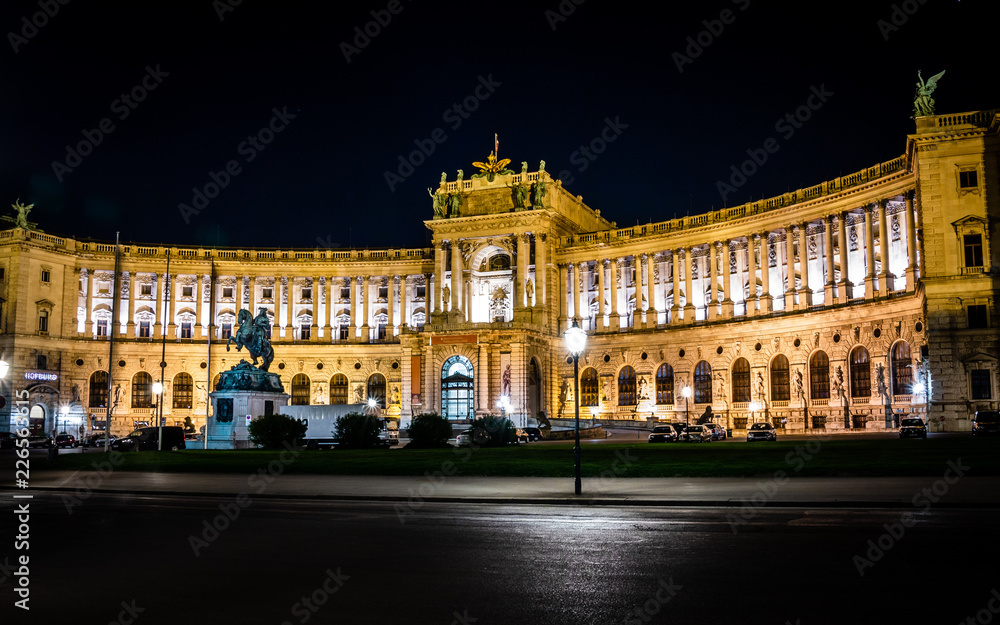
[441,355,474,421]
[527,359,541,424]
[29,404,45,435]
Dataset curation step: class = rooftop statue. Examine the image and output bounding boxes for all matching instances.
[11,199,33,228]
[913,69,945,117]
[471,151,514,182]
[227,307,274,371]
[427,188,447,218]
[448,192,462,217]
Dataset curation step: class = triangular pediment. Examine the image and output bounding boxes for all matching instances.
[961,351,997,364]
[951,215,988,228]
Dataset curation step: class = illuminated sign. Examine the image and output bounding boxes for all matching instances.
[24,371,59,382]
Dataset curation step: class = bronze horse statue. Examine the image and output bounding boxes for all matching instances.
[226,308,274,371]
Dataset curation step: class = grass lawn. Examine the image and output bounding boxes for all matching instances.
[30,436,1000,478]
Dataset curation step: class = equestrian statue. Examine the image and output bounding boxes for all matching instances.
[226,307,275,371]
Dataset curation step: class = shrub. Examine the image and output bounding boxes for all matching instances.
[334,413,382,449]
[248,414,307,449]
[406,413,453,449]
[468,415,517,447]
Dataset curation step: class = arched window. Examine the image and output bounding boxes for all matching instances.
[441,355,474,420]
[580,368,599,407]
[850,346,871,397]
[89,371,108,408]
[172,372,193,409]
[618,366,636,406]
[891,342,913,395]
[810,351,830,400]
[367,373,387,408]
[732,358,750,403]
[656,363,674,404]
[291,374,310,405]
[694,361,712,404]
[329,373,349,404]
[132,372,153,408]
[770,355,790,402]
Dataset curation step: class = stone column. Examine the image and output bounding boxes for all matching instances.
[746,237,758,315]
[784,228,796,311]
[153,272,163,339]
[799,223,812,307]
[451,241,463,312]
[272,277,282,339]
[285,277,294,339]
[246,276,254,313]
[516,235,528,309]
[559,264,569,333]
[361,275,371,340]
[824,216,835,305]
[837,212,850,303]
[195,274,204,336]
[904,191,918,290]
[324,276,333,339]
[683,248,695,323]
[310,276,320,341]
[387,276,397,338]
[569,263,579,326]
[877,199,892,296]
[721,241,734,318]
[864,204,876,299]
[609,258,621,328]
[646,253,658,324]
[478,343,488,413]
[597,258,607,329]
[536,234,547,307]
[346,277,355,340]
[707,247,718,321]
[638,254,648,326]
[671,251,682,323]
[167,273,178,337]
[126,270,136,338]
[433,243,445,313]
[760,234,772,313]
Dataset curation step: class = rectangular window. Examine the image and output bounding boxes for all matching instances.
[964,234,984,268]
[37,354,47,369]
[221,322,232,339]
[41,269,50,283]
[38,311,48,333]
[222,287,233,299]
[301,325,310,340]
[340,287,350,300]
[302,288,312,300]
[416,285,425,299]
[968,305,989,329]
[0,267,5,280]
[262,288,273,300]
[140,284,152,296]
[97,282,110,295]
[96,319,108,337]
[182,286,193,298]
[181,322,192,339]
[377,324,386,340]
[139,320,151,338]
[378,287,388,299]
[339,325,349,340]
[972,370,992,400]
[960,169,979,189]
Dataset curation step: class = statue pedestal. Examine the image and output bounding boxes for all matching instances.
[207,361,288,449]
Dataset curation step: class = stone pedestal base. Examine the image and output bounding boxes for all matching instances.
[207,361,289,450]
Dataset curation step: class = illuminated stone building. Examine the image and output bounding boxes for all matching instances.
[1,109,997,436]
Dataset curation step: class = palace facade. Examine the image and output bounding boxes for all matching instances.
[2,109,998,437]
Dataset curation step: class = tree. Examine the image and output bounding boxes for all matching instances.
[334,413,382,449]
[468,415,516,447]
[405,413,453,449]
[248,414,307,449]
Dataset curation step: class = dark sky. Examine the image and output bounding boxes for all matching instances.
[1,1,996,250]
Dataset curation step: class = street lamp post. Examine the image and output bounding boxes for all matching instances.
[564,320,587,496]
[681,385,692,425]
[497,395,511,421]
[749,400,761,425]
[152,382,163,451]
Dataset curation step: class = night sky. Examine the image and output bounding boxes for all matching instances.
[1,1,996,251]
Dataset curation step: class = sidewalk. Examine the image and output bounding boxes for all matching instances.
[17,470,1000,508]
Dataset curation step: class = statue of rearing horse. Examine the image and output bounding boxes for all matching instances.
[226,308,274,371]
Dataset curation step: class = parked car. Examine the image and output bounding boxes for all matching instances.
[55,434,78,448]
[747,422,777,442]
[973,411,1000,436]
[514,428,530,444]
[0,431,15,450]
[454,430,472,446]
[703,423,727,440]
[82,433,117,448]
[684,425,713,442]
[648,425,677,443]
[668,423,688,441]
[523,427,543,442]
[898,417,928,439]
[27,435,53,448]
[111,426,186,452]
